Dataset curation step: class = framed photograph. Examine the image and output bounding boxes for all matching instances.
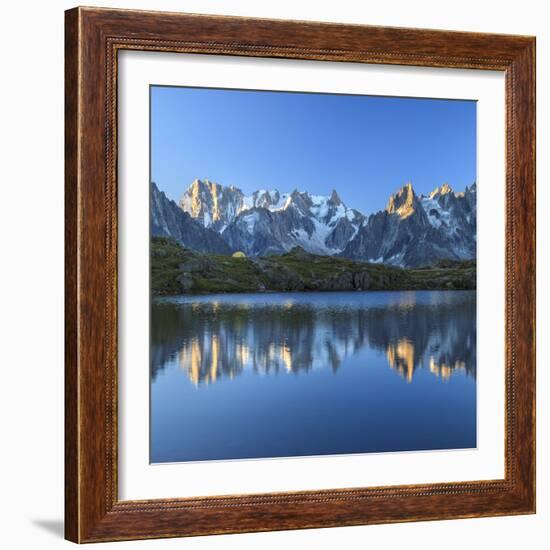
[65,7,536,543]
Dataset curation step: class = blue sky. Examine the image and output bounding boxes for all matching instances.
[151,85,476,215]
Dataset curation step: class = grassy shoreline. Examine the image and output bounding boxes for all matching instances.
[151,236,476,296]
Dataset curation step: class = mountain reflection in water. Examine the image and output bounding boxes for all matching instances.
[151,291,476,386]
[151,290,476,462]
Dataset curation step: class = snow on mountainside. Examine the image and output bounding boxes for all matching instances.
[178,179,244,232]
[178,179,365,256]
[163,178,476,267]
[151,182,231,255]
[342,182,476,267]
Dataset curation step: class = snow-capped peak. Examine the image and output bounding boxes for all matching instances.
[178,179,366,256]
[168,177,476,266]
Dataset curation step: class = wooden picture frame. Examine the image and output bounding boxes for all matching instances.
[65,6,536,543]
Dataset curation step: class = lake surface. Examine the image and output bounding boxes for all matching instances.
[151,290,476,463]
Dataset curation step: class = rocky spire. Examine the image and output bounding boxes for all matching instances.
[328,189,342,205]
[386,183,419,219]
[429,182,454,199]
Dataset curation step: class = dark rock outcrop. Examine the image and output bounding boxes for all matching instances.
[342,183,476,267]
[151,182,231,255]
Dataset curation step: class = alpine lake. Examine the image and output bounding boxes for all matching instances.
[150,290,476,463]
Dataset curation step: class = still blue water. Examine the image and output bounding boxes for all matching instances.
[151,290,476,463]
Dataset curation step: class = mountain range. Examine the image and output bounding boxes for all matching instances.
[151,178,476,268]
